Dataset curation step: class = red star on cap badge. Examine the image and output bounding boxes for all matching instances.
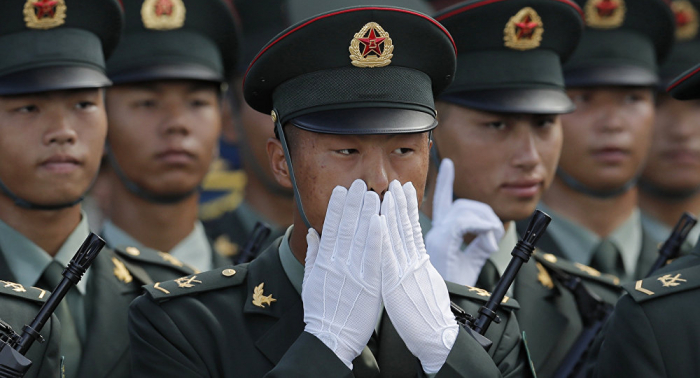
[516,15,539,39]
[357,28,386,57]
[676,10,691,26]
[33,0,58,19]
[155,0,174,17]
[596,0,618,17]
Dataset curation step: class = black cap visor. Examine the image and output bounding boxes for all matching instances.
[0,66,111,96]
[290,108,437,135]
[565,64,659,88]
[440,88,575,115]
[109,62,224,85]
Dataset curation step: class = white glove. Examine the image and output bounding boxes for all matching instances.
[425,158,504,286]
[380,180,459,374]
[302,179,384,370]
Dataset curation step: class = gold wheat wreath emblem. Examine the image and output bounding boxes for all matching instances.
[349,22,394,68]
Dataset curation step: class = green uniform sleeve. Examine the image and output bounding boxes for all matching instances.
[434,327,503,378]
[588,295,666,378]
[128,295,208,378]
[265,332,353,378]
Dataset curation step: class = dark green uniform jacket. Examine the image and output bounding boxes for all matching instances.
[129,240,535,378]
[516,220,659,281]
[477,252,621,378]
[0,282,61,378]
[0,246,195,378]
[586,251,700,377]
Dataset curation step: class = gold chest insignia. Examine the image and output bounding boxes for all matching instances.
[175,275,202,288]
[252,282,276,308]
[0,280,27,293]
[158,251,185,267]
[112,257,133,284]
[349,22,394,68]
[24,0,67,30]
[504,7,544,51]
[585,0,626,29]
[658,273,687,288]
[536,263,554,289]
[141,0,186,31]
[673,1,699,41]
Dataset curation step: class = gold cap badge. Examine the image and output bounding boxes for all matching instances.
[141,0,186,31]
[585,0,626,29]
[504,7,544,51]
[673,1,699,41]
[24,0,66,30]
[349,22,394,68]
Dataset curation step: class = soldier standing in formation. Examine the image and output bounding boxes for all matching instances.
[100,0,240,272]
[639,0,700,248]
[534,0,676,281]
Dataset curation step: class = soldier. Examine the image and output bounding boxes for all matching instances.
[129,6,534,377]
[639,0,700,248]
[100,0,240,272]
[0,1,194,377]
[424,1,620,376]
[530,0,676,281]
[0,284,60,378]
[585,63,700,377]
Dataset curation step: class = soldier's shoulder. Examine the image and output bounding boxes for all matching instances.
[113,245,198,280]
[144,264,249,303]
[0,279,50,304]
[623,264,700,304]
[533,251,621,288]
[446,281,520,310]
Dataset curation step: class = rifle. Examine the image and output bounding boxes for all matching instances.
[646,212,697,277]
[234,221,272,264]
[0,233,105,378]
[452,210,551,351]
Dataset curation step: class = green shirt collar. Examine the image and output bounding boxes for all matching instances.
[279,226,304,295]
[0,213,91,294]
[102,220,213,272]
[539,202,642,277]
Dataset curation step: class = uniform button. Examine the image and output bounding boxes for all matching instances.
[222,269,236,277]
[126,247,141,256]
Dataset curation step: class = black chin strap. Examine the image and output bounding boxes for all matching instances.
[556,167,638,199]
[106,143,199,205]
[638,179,700,201]
[274,111,312,230]
[0,175,87,211]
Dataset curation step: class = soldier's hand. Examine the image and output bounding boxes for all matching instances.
[380,180,459,374]
[302,179,384,370]
[426,158,504,286]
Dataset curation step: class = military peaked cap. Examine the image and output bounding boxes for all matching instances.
[243,6,457,134]
[660,0,700,84]
[108,0,239,84]
[0,0,123,95]
[435,0,584,114]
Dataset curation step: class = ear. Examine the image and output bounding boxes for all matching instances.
[267,137,293,189]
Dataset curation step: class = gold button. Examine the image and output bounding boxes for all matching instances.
[222,269,236,277]
[543,253,557,263]
[125,247,141,256]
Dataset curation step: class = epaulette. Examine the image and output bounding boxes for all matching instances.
[446,281,520,310]
[533,251,621,288]
[114,245,199,275]
[0,280,50,303]
[623,264,700,303]
[145,264,249,302]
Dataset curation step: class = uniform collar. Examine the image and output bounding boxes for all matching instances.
[102,219,213,272]
[278,226,303,295]
[539,202,642,277]
[0,212,91,294]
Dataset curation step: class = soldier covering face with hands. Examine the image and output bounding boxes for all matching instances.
[128,6,533,377]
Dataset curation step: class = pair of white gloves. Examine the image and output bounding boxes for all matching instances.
[302,179,459,374]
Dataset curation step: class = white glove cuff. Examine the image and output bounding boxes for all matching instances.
[422,323,459,374]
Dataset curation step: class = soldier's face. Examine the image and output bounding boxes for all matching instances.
[106,81,221,197]
[433,104,562,222]
[641,93,700,193]
[268,128,431,232]
[0,89,106,206]
[558,87,654,191]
